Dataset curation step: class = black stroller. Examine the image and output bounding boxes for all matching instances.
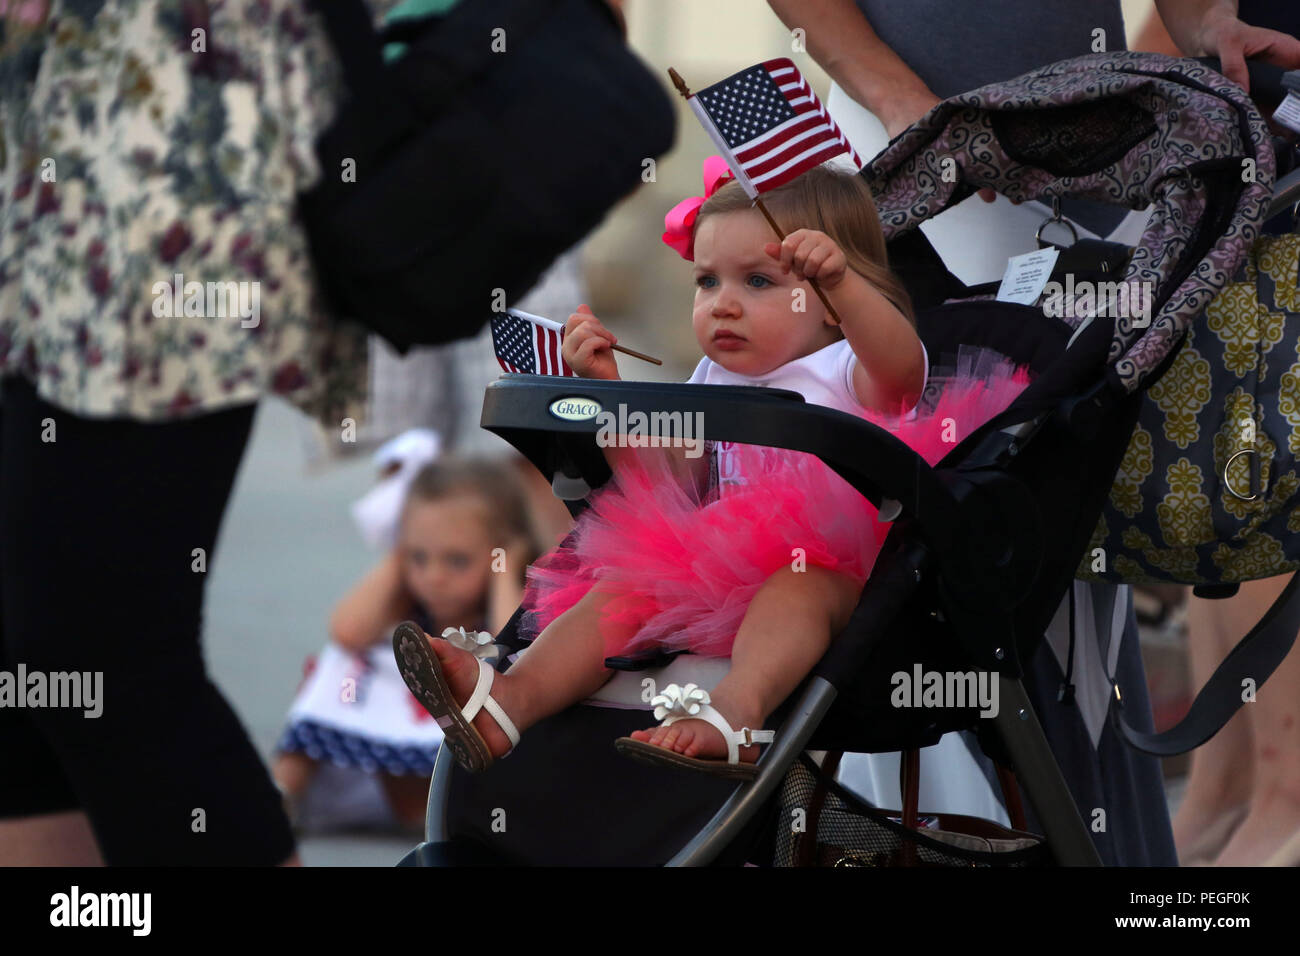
[398,52,1297,866]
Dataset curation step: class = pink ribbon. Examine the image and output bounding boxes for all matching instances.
[662,155,734,261]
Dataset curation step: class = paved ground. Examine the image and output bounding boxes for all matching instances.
[203,397,417,866]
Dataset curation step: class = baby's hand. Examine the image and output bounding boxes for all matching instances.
[562,304,621,380]
[764,229,848,292]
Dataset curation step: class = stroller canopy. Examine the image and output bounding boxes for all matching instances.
[862,51,1275,395]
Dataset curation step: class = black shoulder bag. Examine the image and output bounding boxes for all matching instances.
[299,0,676,352]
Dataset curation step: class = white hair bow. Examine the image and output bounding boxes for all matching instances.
[350,428,442,550]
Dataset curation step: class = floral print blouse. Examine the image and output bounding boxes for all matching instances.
[0,0,399,424]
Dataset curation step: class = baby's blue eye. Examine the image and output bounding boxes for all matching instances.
[695,275,718,289]
[747,274,772,288]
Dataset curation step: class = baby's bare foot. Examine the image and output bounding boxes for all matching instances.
[629,688,766,763]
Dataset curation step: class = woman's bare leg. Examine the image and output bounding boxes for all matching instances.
[420,585,633,758]
[1214,575,1300,865]
[631,565,860,761]
[1172,585,1255,862]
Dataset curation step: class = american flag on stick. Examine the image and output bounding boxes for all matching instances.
[686,58,861,199]
[490,308,577,377]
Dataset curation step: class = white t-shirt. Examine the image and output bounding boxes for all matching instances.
[685,338,929,491]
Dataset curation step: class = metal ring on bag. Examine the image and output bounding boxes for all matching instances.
[1224,449,1259,501]
[1035,195,1078,248]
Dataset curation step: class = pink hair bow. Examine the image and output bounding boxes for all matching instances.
[662,155,734,261]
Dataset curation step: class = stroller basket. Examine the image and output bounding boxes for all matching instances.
[773,755,1048,867]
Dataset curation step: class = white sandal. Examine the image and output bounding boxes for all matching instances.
[393,621,520,773]
[613,683,774,780]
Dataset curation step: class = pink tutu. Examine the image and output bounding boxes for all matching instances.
[521,347,1033,659]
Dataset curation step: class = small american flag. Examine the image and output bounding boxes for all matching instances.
[691,58,860,199]
[490,309,576,377]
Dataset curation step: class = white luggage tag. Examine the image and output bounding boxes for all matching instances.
[1273,73,1300,134]
[995,247,1059,305]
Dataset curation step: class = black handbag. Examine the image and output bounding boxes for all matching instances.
[299,0,676,352]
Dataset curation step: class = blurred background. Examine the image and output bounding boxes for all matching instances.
[207,0,1190,865]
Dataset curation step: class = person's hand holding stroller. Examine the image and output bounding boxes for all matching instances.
[1156,0,1300,94]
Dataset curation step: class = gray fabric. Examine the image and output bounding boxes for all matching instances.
[1022,592,1177,866]
[959,581,1176,866]
[852,0,1129,234]
[853,0,1126,99]
[1043,580,1128,747]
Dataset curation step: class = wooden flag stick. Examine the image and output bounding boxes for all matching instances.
[508,307,662,366]
[666,66,844,326]
[752,198,844,326]
[609,341,663,365]
[668,66,692,98]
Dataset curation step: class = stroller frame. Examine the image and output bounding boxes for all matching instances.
[399,52,1289,867]
[405,362,1119,866]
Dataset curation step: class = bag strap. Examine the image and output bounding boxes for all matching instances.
[898,748,921,866]
[1113,571,1300,756]
[900,748,920,830]
[794,749,925,865]
[906,748,1029,834]
[994,763,1029,832]
[794,751,842,867]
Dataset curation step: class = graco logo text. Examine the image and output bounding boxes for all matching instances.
[549,397,603,421]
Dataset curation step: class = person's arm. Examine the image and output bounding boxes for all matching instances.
[330,549,415,651]
[766,232,924,413]
[486,536,531,635]
[1155,0,1300,90]
[766,0,939,138]
[766,0,1000,203]
[838,274,924,413]
[1133,6,1182,57]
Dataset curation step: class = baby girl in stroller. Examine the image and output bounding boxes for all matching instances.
[395,159,1032,779]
